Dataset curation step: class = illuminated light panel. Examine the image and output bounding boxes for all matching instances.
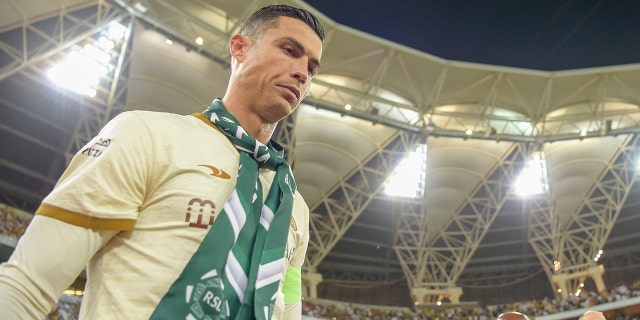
[515,151,548,197]
[47,47,106,97]
[47,22,126,97]
[384,144,427,198]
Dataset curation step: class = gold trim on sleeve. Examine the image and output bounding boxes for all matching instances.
[36,203,136,231]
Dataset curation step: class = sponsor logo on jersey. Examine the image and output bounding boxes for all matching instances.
[198,165,231,179]
[80,138,111,158]
[185,198,217,229]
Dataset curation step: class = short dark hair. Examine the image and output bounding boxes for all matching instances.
[240,5,325,42]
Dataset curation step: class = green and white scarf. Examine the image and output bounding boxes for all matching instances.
[150,99,296,320]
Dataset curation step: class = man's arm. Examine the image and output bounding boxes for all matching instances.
[0,215,118,319]
[0,111,154,319]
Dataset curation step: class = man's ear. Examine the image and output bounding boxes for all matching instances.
[229,34,250,62]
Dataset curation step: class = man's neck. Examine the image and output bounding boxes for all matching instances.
[220,97,275,145]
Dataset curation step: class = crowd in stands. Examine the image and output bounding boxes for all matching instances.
[490,281,640,317]
[301,280,640,320]
[0,205,30,240]
[302,299,418,319]
[45,295,82,320]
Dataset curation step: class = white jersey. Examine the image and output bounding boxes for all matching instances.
[0,111,309,319]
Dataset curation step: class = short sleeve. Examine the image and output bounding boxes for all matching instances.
[289,192,310,268]
[36,111,154,230]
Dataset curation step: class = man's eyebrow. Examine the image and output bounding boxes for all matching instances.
[281,36,321,69]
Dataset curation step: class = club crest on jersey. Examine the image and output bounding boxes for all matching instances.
[186,269,229,319]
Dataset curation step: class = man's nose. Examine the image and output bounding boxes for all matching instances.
[292,62,308,84]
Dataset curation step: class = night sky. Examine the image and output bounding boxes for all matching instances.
[304,0,640,71]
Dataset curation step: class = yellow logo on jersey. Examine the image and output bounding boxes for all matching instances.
[198,165,231,179]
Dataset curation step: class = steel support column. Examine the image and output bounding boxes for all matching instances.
[394,142,533,303]
[552,133,640,295]
[305,130,423,271]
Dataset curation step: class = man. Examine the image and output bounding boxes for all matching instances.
[0,4,324,320]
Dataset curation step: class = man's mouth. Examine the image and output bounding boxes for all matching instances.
[279,85,300,101]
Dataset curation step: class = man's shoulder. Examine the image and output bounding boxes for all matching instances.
[120,110,189,120]
[114,110,200,128]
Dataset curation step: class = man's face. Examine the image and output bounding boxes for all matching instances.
[234,16,323,123]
